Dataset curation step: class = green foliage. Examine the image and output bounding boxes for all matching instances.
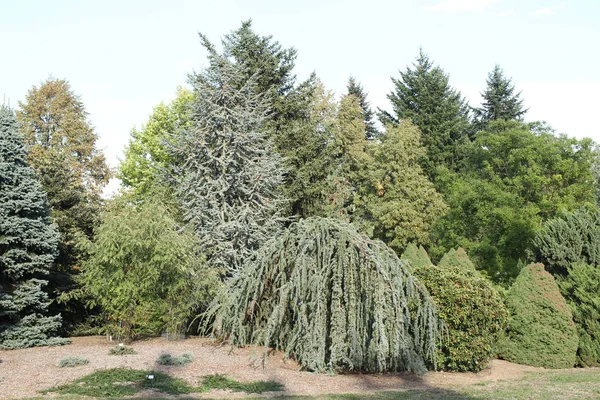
[346,76,379,140]
[473,65,527,130]
[199,374,284,393]
[17,78,110,331]
[381,49,471,180]
[203,217,441,373]
[155,353,193,366]
[413,249,507,372]
[73,193,218,341]
[0,105,68,349]
[108,344,137,355]
[498,263,578,368]
[355,121,448,253]
[557,263,600,367]
[168,38,287,275]
[438,248,477,273]
[432,121,597,283]
[41,368,194,397]
[58,357,89,367]
[533,207,600,275]
[401,243,433,269]
[119,87,194,198]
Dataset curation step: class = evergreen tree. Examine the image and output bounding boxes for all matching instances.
[473,65,527,130]
[203,217,441,373]
[401,243,433,269]
[498,263,578,368]
[0,105,68,349]
[17,78,110,329]
[355,121,448,253]
[380,49,471,180]
[167,39,287,275]
[346,76,379,140]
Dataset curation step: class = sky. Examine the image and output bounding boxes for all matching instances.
[2,0,599,193]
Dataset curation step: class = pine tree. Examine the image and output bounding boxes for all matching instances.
[380,49,471,180]
[0,105,69,349]
[203,217,441,373]
[473,65,527,130]
[17,78,110,329]
[346,77,379,140]
[167,39,287,275]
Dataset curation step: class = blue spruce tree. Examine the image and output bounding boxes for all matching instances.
[0,105,68,349]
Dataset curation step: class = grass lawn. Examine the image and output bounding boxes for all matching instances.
[21,367,600,400]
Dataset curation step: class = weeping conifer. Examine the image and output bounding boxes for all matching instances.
[203,217,441,373]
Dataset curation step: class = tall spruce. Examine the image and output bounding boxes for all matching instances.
[381,49,470,180]
[167,37,286,275]
[203,217,441,373]
[346,77,379,140]
[0,105,68,349]
[473,65,527,130]
[17,78,110,329]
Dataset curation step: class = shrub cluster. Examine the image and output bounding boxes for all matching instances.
[108,345,137,355]
[498,263,578,368]
[412,248,507,372]
[156,353,193,366]
[58,357,89,368]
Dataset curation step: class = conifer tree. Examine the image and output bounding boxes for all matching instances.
[167,38,287,275]
[203,217,441,373]
[17,78,110,329]
[0,105,68,349]
[355,121,448,253]
[381,50,471,180]
[473,65,527,130]
[346,77,379,140]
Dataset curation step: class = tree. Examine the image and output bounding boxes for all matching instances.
[498,263,578,369]
[203,217,441,373]
[275,75,338,218]
[71,193,218,341]
[17,78,110,329]
[431,121,597,282]
[346,77,379,140]
[533,207,600,276]
[355,121,448,253]
[473,65,527,130]
[0,105,68,349]
[380,49,471,180]
[167,40,287,275]
[118,88,194,198]
[401,243,433,269]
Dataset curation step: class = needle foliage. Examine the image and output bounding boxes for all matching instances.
[203,217,441,373]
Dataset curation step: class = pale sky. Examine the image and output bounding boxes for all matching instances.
[2,0,599,190]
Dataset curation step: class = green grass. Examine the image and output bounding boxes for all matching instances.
[40,368,194,397]
[33,366,600,400]
[199,373,284,393]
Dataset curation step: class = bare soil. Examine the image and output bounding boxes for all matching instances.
[0,336,544,399]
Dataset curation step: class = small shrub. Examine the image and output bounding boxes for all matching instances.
[438,248,477,273]
[199,374,284,393]
[414,257,507,372]
[156,353,193,366]
[401,243,433,268]
[498,263,578,368]
[58,357,89,368]
[558,263,600,367]
[108,344,137,355]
